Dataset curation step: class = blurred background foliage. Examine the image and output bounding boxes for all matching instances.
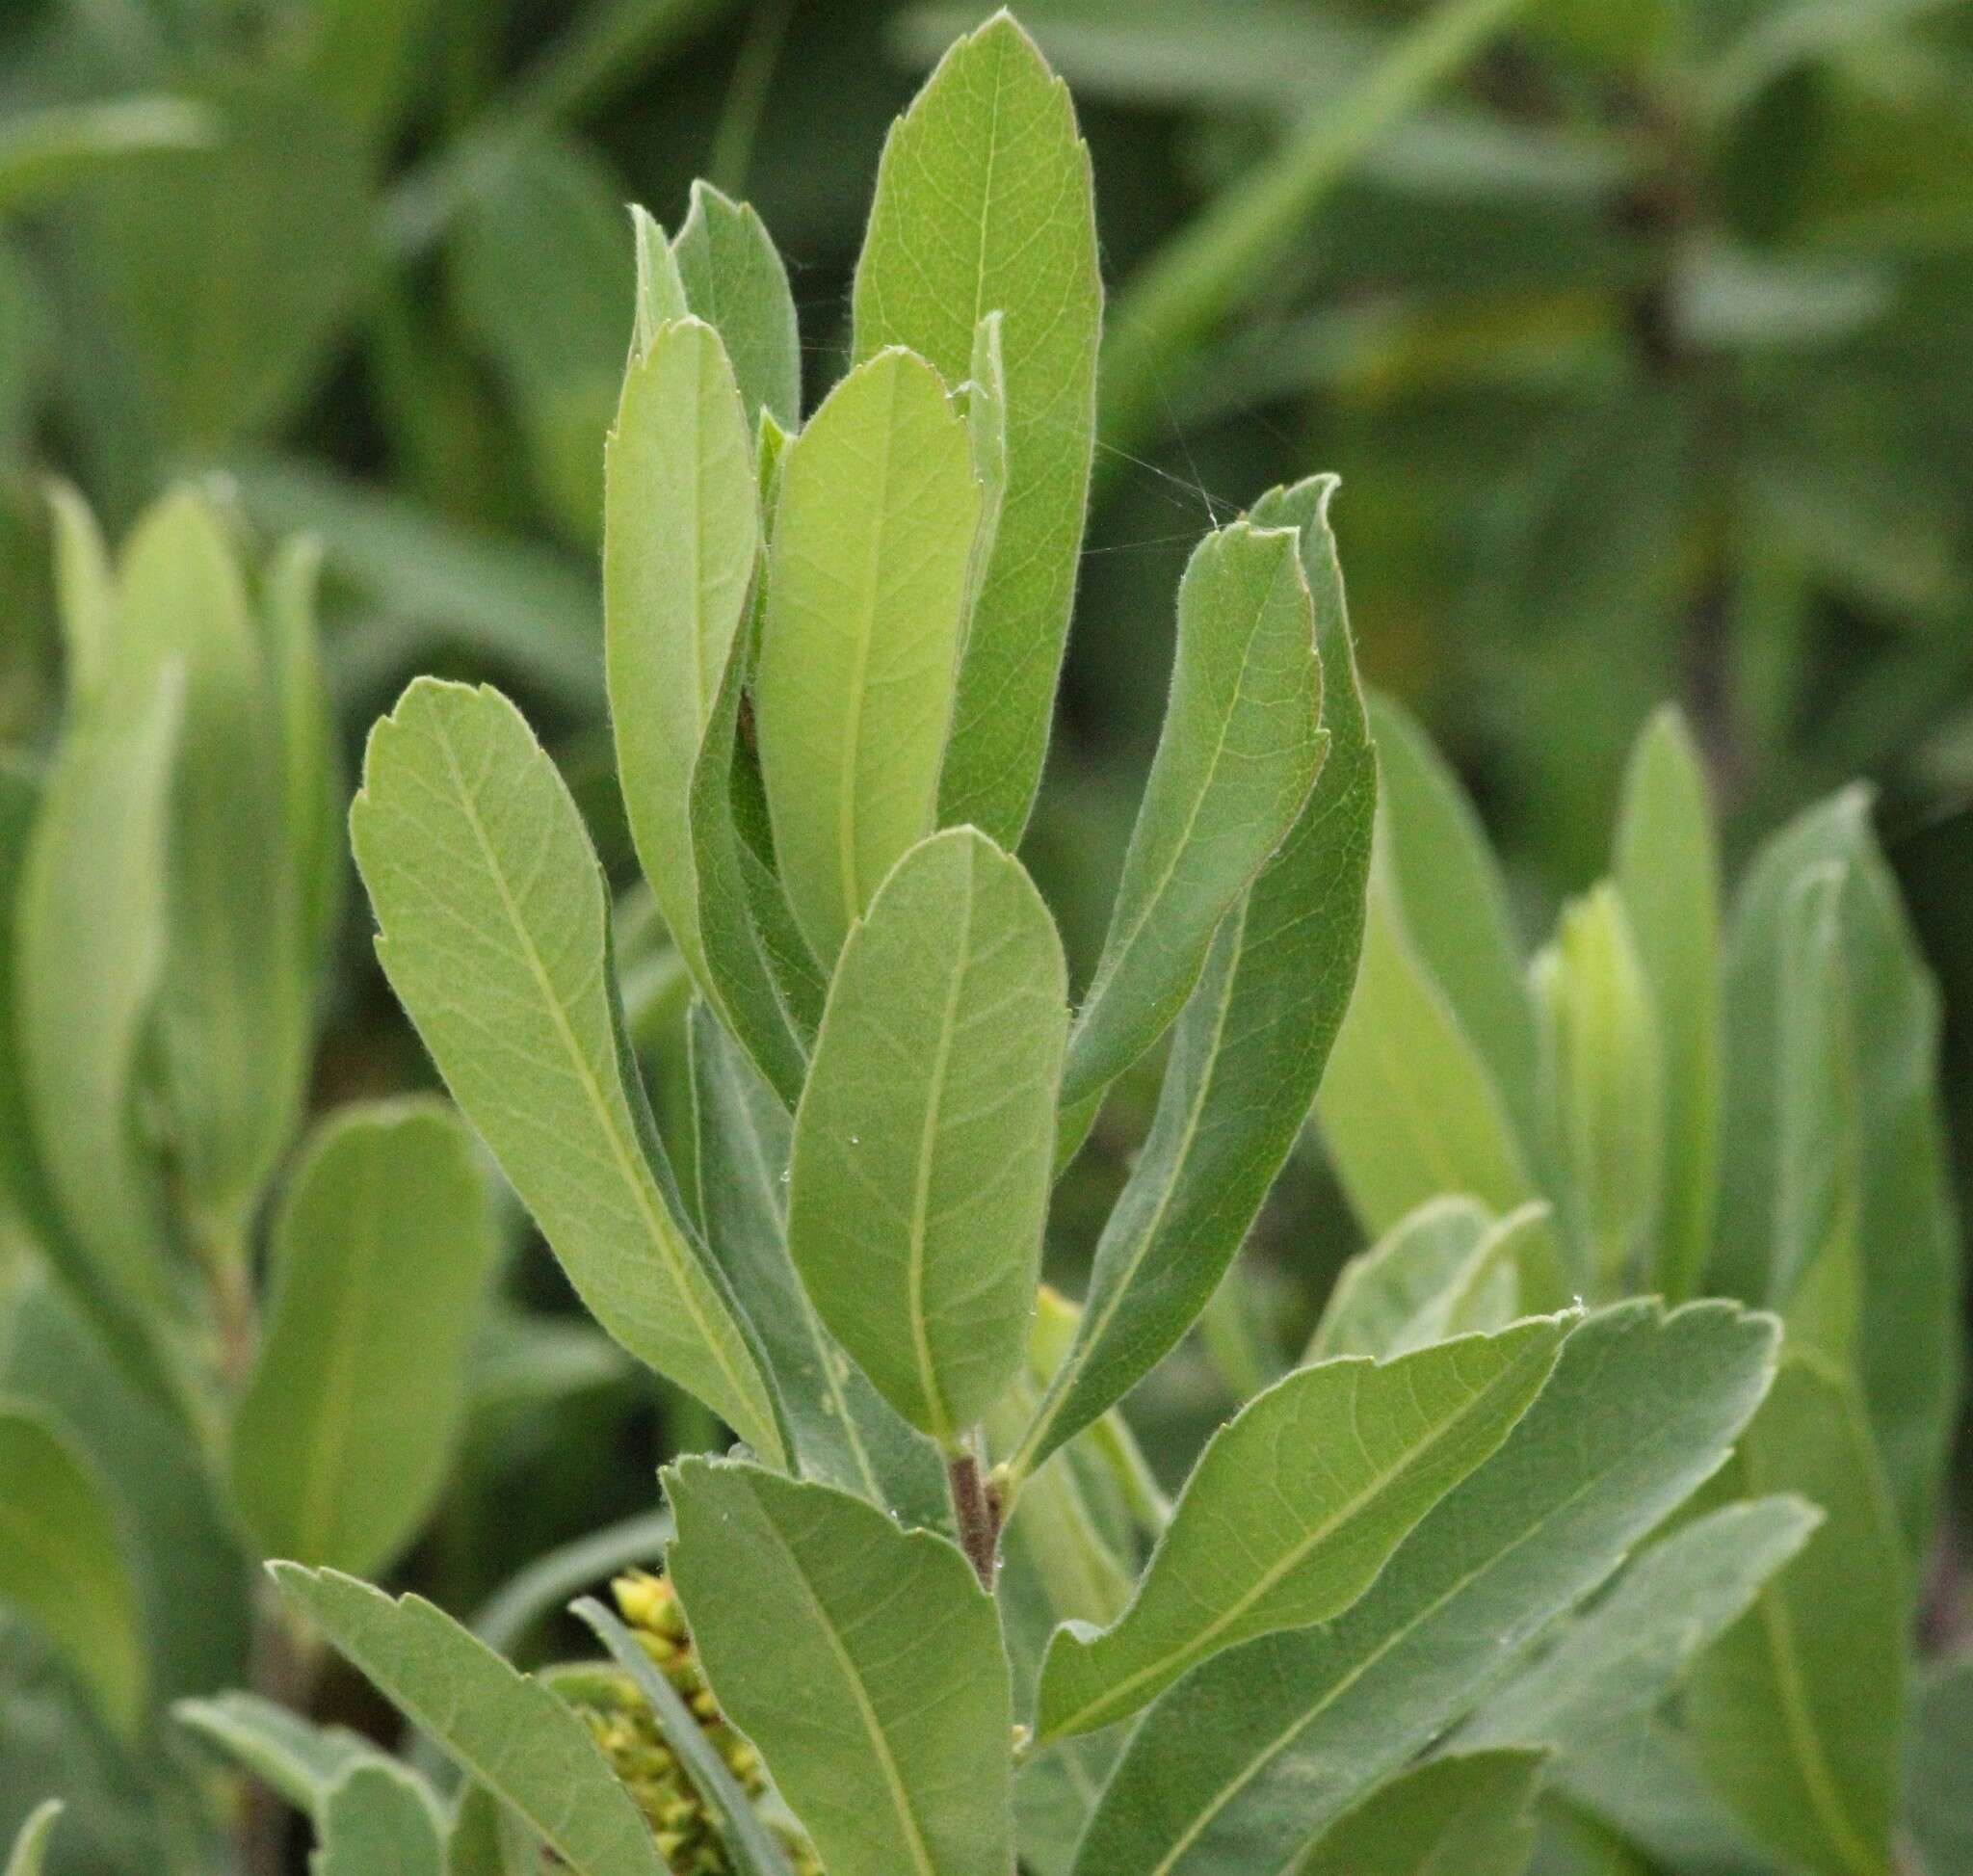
[3,0,1972,1836]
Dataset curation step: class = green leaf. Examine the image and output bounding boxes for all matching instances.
[853,10,1101,847]
[673,181,801,433]
[1686,1359,1906,1876]
[1013,477,1373,1474]
[690,1006,950,1525]
[571,1597,797,1876]
[0,1402,145,1735]
[665,1456,1014,1876]
[1072,1302,1780,1876]
[1061,519,1326,1120]
[0,98,213,215]
[174,1692,383,1822]
[270,1565,668,1876]
[1309,1197,1555,1361]
[604,315,759,991]
[754,347,982,966]
[2,1801,62,1876]
[1907,1654,1973,1876]
[117,489,307,1243]
[788,827,1066,1442]
[43,482,113,705]
[1462,1496,1822,1756]
[1035,1317,1568,1741]
[1613,707,1721,1302]
[229,1100,499,1575]
[15,654,182,1324]
[1316,852,1538,1235]
[1369,692,1539,1154]
[350,677,783,1464]
[1297,1751,1544,1876]
[1530,885,1662,1293]
[313,1763,445,1876]
[444,1787,507,1876]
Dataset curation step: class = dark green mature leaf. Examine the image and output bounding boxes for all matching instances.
[789,828,1065,1442]
[229,1100,498,1575]
[571,1598,797,1876]
[1072,1303,1779,1876]
[1062,519,1325,1120]
[666,1457,1014,1876]
[1907,1654,1973,1876]
[1613,707,1721,1303]
[1710,788,1961,1550]
[1297,1751,1543,1876]
[350,677,783,1463]
[1013,477,1372,1474]
[312,1763,445,1876]
[690,1006,949,1526]
[270,1567,668,1876]
[174,1692,383,1821]
[0,1403,145,1735]
[754,347,982,965]
[853,10,1101,848]
[1035,1319,1567,1741]
[1687,1360,1906,1876]
[673,181,801,433]
[604,315,758,991]
[1463,1496,1821,1755]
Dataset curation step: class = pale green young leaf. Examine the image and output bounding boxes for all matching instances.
[666,1457,1014,1876]
[0,1403,145,1735]
[1369,692,1539,1154]
[229,1099,499,1576]
[604,315,758,991]
[1036,1317,1568,1741]
[1907,1655,1973,1876]
[1531,885,1662,1293]
[755,347,981,965]
[1316,853,1538,1234]
[313,1763,445,1876]
[853,10,1101,847]
[269,1566,668,1876]
[629,207,688,355]
[174,1692,383,1821]
[1013,477,1373,1476]
[2,1801,62,1876]
[1687,1359,1906,1876]
[1297,1751,1544,1876]
[44,482,113,704]
[349,677,783,1464]
[788,827,1066,1442]
[1062,520,1326,1119]
[15,657,182,1322]
[1072,1303,1780,1876]
[571,1597,797,1876]
[115,489,307,1242]
[690,1006,950,1528]
[672,181,801,432]
[1613,706,1721,1302]
[1462,1495,1821,1755]
[1711,788,1960,1550]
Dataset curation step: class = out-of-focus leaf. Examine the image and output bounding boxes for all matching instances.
[789,828,1065,1443]
[1907,1654,1973,1876]
[1298,1751,1543,1876]
[271,1567,668,1876]
[673,181,801,433]
[604,316,757,991]
[1035,1318,1567,1740]
[1072,1303,1779,1876]
[175,1691,383,1823]
[691,1008,949,1524]
[1613,707,1720,1303]
[1062,520,1324,1122]
[42,485,112,707]
[1015,479,1372,1473]
[313,1762,446,1876]
[0,100,213,216]
[755,348,981,966]
[465,1512,672,1660]
[350,678,783,1463]
[667,1456,1013,1876]
[0,1402,145,1735]
[229,1101,497,1575]
[1687,1359,1906,1876]
[2,1802,62,1876]
[854,11,1100,849]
